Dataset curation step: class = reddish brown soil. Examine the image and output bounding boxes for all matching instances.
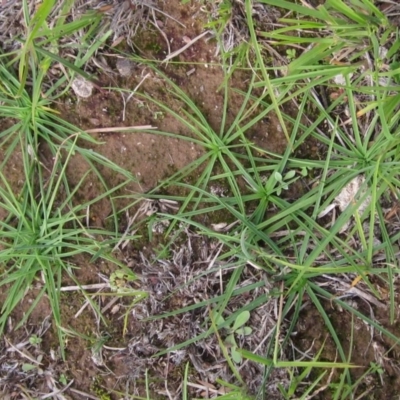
[1,1,400,400]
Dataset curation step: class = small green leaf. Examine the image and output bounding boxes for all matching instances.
[22,363,37,372]
[29,334,42,346]
[244,326,252,335]
[59,373,68,385]
[225,334,236,346]
[232,310,250,331]
[389,61,400,84]
[231,346,242,363]
[274,171,283,182]
[387,38,400,59]
[284,170,296,180]
[236,326,253,336]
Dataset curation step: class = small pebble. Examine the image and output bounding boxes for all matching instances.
[71,76,93,98]
[116,58,135,77]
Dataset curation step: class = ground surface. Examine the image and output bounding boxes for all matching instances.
[1,1,400,400]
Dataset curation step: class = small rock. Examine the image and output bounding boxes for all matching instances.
[89,118,101,126]
[116,58,135,77]
[71,76,93,98]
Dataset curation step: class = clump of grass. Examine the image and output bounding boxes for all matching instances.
[0,0,143,358]
[1,0,400,396]
[108,0,400,397]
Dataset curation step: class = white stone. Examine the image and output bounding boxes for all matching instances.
[71,76,94,98]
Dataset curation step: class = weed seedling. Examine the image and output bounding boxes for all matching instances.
[217,310,253,364]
